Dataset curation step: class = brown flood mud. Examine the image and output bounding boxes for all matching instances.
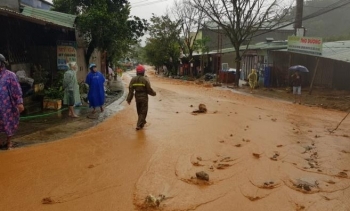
[0,67,349,211]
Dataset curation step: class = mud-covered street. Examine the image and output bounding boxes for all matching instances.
[0,68,349,211]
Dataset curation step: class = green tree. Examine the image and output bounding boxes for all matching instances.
[143,14,181,75]
[52,0,148,65]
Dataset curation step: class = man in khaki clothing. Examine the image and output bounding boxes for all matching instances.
[127,65,156,130]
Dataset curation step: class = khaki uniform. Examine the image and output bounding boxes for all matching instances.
[127,75,156,128]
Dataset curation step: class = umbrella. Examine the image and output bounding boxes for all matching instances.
[289,65,309,73]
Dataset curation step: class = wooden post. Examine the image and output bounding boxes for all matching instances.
[309,57,320,95]
[288,53,292,86]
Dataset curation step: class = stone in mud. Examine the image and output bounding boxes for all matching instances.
[42,197,54,204]
[196,171,209,181]
[192,104,207,113]
[338,171,348,178]
[252,153,261,158]
[144,194,165,207]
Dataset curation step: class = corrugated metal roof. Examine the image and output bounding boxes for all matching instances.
[21,6,76,29]
[193,41,287,56]
[322,41,350,62]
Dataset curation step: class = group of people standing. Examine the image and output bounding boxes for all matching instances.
[247,68,302,103]
[63,62,106,117]
[0,53,106,150]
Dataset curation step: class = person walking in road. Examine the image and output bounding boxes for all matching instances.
[248,69,258,93]
[0,53,24,150]
[85,63,105,114]
[127,65,156,130]
[291,70,302,104]
[63,61,79,118]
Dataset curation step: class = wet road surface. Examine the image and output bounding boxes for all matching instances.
[0,68,349,211]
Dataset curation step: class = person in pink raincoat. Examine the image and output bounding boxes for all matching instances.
[0,54,24,150]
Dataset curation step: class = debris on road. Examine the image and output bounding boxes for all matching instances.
[42,197,55,204]
[196,171,209,181]
[144,194,166,207]
[252,153,261,158]
[192,104,207,114]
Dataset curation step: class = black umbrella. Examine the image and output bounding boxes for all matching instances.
[289,65,309,73]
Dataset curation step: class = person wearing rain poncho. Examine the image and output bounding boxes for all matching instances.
[248,69,258,93]
[63,62,79,118]
[85,63,105,114]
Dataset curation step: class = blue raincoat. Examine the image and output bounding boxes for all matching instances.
[85,71,105,108]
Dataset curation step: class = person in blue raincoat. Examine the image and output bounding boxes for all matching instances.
[85,63,105,114]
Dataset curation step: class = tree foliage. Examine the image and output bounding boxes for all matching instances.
[52,0,148,65]
[143,14,181,74]
[171,0,204,61]
[191,0,289,85]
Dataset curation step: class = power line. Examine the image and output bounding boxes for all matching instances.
[211,0,350,48]
[253,0,350,38]
[131,0,169,8]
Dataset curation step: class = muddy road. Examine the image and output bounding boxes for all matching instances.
[0,69,349,211]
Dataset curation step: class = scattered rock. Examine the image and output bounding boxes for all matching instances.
[271,118,277,122]
[263,181,275,188]
[230,134,233,137]
[190,105,193,107]
[196,171,209,181]
[276,145,283,148]
[88,164,95,169]
[235,144,242,147]
[343,134,349,138]
[327,180,336,184]
[159,99,162,101]
[270,152,279,161]
[176,111,179,114]
[308,130,313,132]
[220,157,232,162]
[144,194,165,207]
[314,134,320,138]
[213,110,218,114]
[293,178,319,192]
[219,140,225,143]
[252,153,261,158]
[337,171,348,178]
[42,197,55,204]
[197,156,202,161]
[216,163,230,169]
[192,161,203,166]
[192,104,207,113]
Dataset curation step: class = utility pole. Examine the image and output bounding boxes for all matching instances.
[295,0,304,36]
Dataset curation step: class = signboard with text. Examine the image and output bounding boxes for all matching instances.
[57,41,77,70]
[288,36,323,56]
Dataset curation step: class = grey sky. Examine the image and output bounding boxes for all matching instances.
[46,0,171,20]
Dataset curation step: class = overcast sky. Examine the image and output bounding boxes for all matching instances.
[46,0,171,20]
